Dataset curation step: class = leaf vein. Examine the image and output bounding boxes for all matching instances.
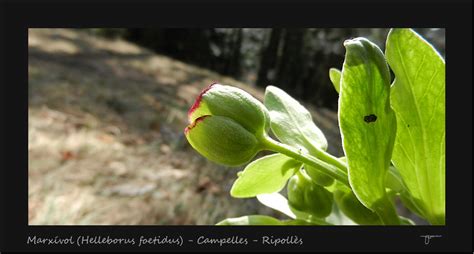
[395,33,433,215]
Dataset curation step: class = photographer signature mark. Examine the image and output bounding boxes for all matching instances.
[420,235,442,245]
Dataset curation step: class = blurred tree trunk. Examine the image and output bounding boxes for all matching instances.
[276,28,306,97]
[223,29,243,77]
[114,28,442,111]
[256,28,282,87]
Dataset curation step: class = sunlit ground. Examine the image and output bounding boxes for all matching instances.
[28,29,347,225]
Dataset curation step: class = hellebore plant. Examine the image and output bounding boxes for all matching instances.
[185,28,445,226]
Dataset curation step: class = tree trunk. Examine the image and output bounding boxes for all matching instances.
[256,28,283,87]
[276,28,306,97]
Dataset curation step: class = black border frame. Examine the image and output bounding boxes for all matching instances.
[0,0,472,252]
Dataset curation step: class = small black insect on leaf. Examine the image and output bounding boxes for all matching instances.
[364,114,377,123]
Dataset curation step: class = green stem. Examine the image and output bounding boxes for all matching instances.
[261,136,350,187]
[261,136,400,225]
[312,148,348,173]
[372,196,401,225]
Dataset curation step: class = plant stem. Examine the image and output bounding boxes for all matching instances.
[372,196,401,225]
[261,136,401,225]
[312,148,348,173]
[261,136,350,187]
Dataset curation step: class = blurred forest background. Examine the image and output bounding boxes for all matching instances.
[28,28,445,225]
[92,28,445,110]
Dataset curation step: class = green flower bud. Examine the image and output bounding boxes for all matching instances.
[333,185,381,225]
[188,83,270,137]
[185,83,272,166]
[287,170,334,218]
[305,165,335,187]
[185,115,261,166]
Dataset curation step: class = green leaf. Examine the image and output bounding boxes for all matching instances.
[264,86,333,185]
[325,203,357,225]
[256,193,296,219]
[329,68,342,94]
[385,165,406,193]
[386,28,445,225]
[399,191,425,218]
[339,38,398,223]
[264,85,328,151]
[216,215,284,225]
[230,154,301,198]
[386,166,425,218]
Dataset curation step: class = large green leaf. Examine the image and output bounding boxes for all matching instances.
[264,86,334,185]
[339,37,398,223]
[385,28,445,225]
[230,154,301,198]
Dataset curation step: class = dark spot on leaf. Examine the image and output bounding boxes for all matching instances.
[407,124,410,127]
[364,114,377,123]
